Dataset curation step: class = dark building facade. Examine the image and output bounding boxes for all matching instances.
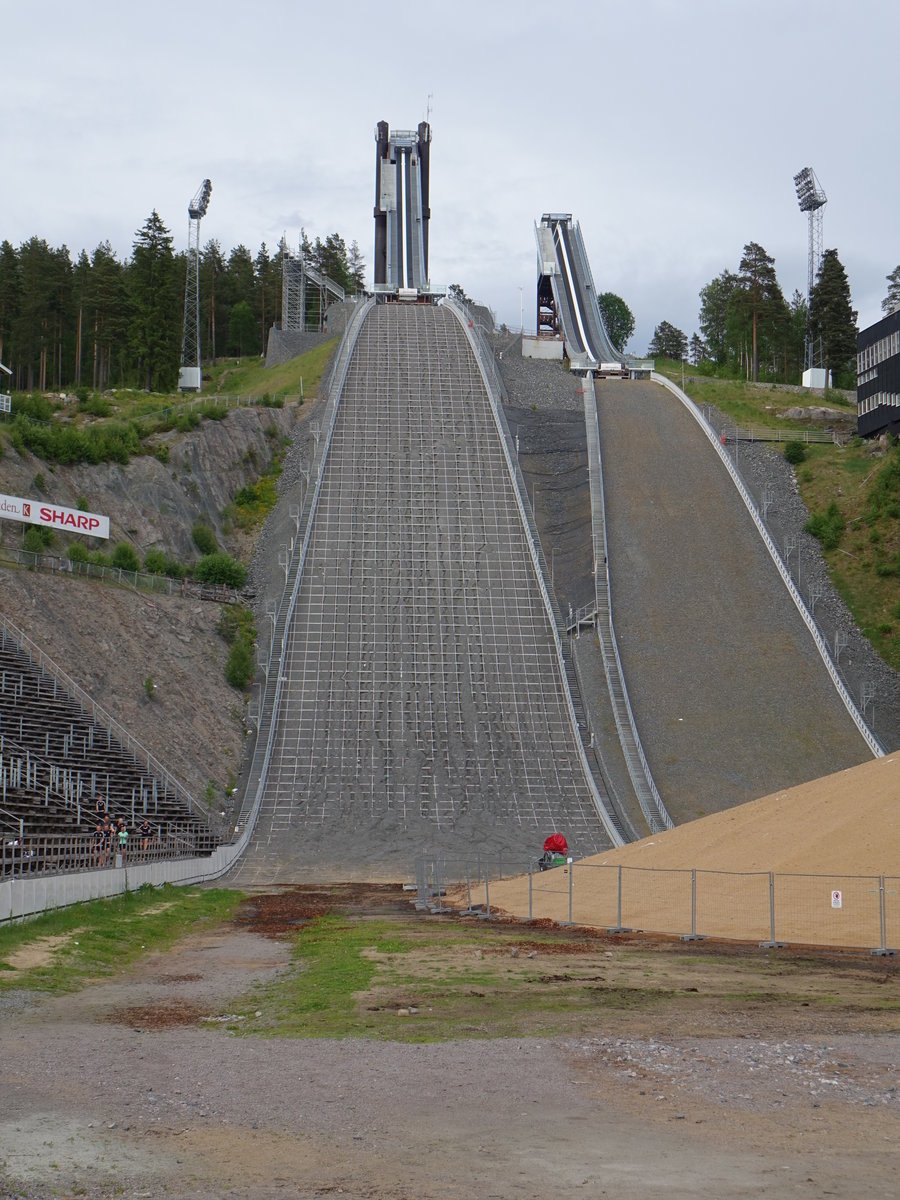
[857,308,900,437]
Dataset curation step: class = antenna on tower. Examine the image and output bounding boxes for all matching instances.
[793,166,826,375]
[179,178,212,392]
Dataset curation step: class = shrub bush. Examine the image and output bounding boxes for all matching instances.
[225,639,255,690]
[111,542,140,571]
[217,604,255,646]
[143,549,188,579]
[805,501,845,551]
[78,394,112,418]
[198,402,228,421]
[13,393,54,421]
[23,526,53,552]
[68,542,90,563]
[192,521,219,555]
[194,552,247,588]
[783,441,806,464]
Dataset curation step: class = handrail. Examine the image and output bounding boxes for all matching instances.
[0,617,216,827]
[448,297,625,847]
[652,372,883,758]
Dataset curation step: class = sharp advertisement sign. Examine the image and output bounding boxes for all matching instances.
[0,493,110,540]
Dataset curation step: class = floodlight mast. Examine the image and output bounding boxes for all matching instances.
[793,166,826,372]
[179,178,212,391]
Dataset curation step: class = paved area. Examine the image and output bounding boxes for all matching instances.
[595,378,871,821]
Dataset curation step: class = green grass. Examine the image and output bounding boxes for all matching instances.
[0,885,242,994]
[205,340,338,399]
[224,917,735,1042]
[0,341,337,466]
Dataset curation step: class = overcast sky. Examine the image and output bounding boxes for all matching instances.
[4,0,897,354]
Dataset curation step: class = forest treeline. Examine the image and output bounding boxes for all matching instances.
[646,241,863,388]
[0,214,365,394]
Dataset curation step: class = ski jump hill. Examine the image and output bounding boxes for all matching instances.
[0,119,884,918]
[228,122,876,882]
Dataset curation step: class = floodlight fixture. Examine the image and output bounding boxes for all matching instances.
[188,178,212,220]
[793,166,826,214]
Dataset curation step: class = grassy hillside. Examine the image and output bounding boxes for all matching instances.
[205,339,338,398]
[655,361,900,671]
[0,342,337,468]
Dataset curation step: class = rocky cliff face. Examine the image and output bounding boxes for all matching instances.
[1,404,302,561]
[0,401,313,809]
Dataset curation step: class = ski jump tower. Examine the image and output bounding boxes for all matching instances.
[373,120,432,296]
[179,178,212,391]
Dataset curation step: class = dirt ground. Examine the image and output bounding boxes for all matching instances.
[0,886,897,1200]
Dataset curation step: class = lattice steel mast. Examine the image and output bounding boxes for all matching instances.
[179,178,212,391]
[793,167,827,372]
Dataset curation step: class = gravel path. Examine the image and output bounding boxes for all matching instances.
[1,914,897,1200]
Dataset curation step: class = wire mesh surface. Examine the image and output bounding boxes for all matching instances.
[233,305,611,879]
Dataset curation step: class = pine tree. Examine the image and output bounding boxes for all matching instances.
[737,242,780,382]
[883,265,900,315]
[809,249,857,387]
[200,239,224,362]
[0,239,22,375]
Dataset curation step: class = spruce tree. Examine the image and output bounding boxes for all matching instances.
[809,249,857,387]
[129,211,180,392]
[647,320,687,360]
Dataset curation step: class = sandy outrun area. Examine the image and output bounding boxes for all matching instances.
[454,754,900,949]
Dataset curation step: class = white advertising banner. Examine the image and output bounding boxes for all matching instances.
[0,493,110,540]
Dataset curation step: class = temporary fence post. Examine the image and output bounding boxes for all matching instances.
[871,875,897,957]
[560,858,573,926]
[460,863,477,917]
[528,861,533,922]
[414,855,428,911]
[760,871,785,949]
[478,873,492,920]
[680,868,706,942]
[606,864,631,934]
[498,849,503,880]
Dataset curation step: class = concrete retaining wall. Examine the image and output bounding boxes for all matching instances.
[0,843,243,922]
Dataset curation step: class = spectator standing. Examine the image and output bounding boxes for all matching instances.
[116,818,129,863]
[138,818,154,855]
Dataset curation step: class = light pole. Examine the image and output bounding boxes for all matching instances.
[681,353,687,393]
[519,286,524,334]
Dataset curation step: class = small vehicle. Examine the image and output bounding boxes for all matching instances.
[538,833,569,871]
